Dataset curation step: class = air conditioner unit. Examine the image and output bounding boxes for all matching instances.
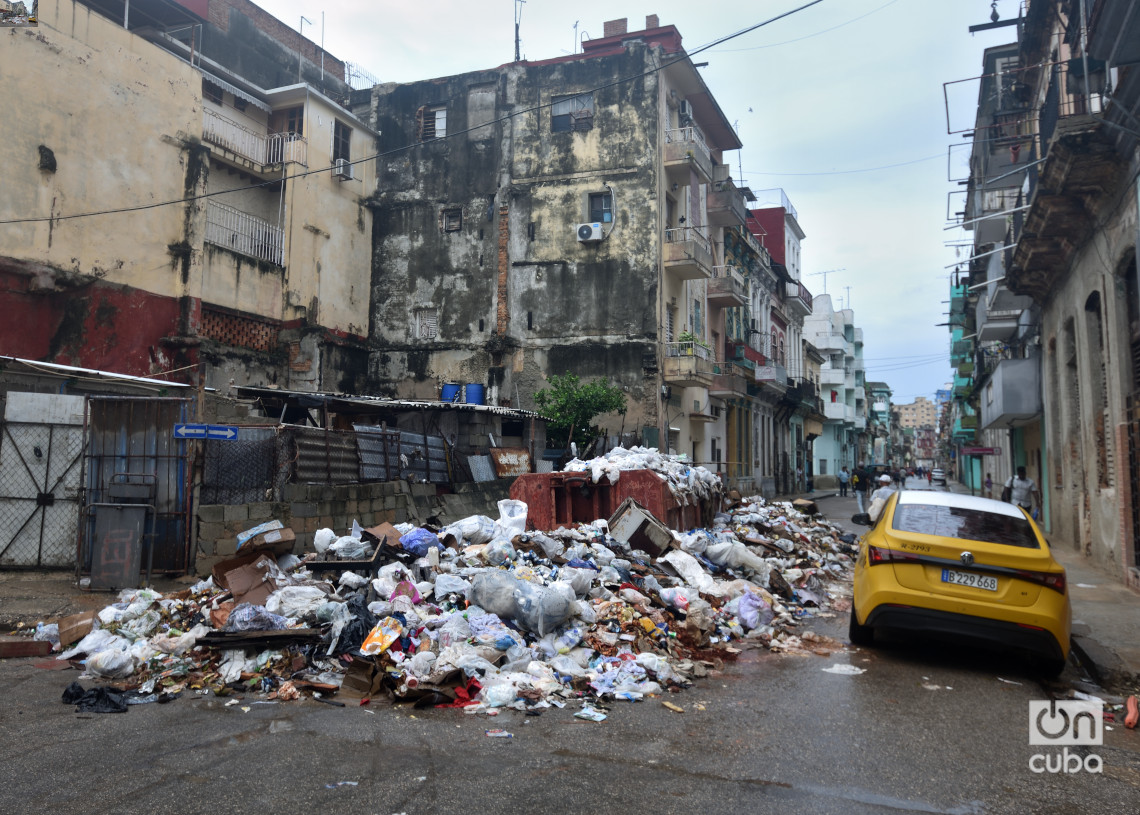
[678,99,693,121]
[333,158,354,181]
[576,222,603,242]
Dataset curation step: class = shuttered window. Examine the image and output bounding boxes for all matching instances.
[416,106,447,141]
[415,307,438,340]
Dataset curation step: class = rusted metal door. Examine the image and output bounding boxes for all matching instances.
[81,397,193,575]
[0,393,87,567]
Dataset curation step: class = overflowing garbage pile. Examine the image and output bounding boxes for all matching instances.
[562,446,722,506]
[51,459,858,718]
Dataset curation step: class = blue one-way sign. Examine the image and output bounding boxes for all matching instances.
[173,424,239,441]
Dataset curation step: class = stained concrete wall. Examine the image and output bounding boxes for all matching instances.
[362,46,663,433]
[0,0,204,298]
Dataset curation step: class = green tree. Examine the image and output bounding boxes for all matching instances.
[534,372,627,450]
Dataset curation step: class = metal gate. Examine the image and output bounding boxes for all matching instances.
[0,393,87,567]
[81,397,193,575]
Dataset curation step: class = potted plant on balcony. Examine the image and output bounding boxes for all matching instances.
[677,331,710,355]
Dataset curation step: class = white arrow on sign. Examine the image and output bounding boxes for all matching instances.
[173,424,208,439]
[207,425,238,440]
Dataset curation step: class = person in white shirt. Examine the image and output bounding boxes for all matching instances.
[870,474,896,503]
[1005,466,1041,513]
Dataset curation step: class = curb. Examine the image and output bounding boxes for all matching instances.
[1069,632,1130,688]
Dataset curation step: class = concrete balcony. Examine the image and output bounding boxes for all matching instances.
[854,416,867,430]
[707,265,748,307]
[663,342,716,388]
[203,107,307,174]
[979,357,1042,430]
[709,361,752,397]
[821,367,845,386]
[824,401,850,422]
[664,227,713,280]
[783,280,813,318]
[707,178,748,227]
[664,127,713,185]
[813,333,845,354]
[205,200,284,266]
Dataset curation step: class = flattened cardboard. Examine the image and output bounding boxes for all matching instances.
[57,610,97,647]
[224,555,277,607]
[213,550,275,591]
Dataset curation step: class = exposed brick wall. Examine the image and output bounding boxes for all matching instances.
[200,306,278,351]
[603,18,628,38]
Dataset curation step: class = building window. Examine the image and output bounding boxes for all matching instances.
[233,97,248,113]
[442,209,462,232]
[417,105,447,141]
[333,120,351,162]
[281,106,303,136]
[203,80,224,106]
[414,307,438,339]
[588,191,612,223]
[552,92,594,132]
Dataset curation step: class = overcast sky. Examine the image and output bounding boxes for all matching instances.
[258,0,1019,404]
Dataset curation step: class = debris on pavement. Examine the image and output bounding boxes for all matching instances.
[47,450,859,718]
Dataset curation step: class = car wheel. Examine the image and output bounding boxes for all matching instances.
[848,605,874,646]
[1033,655,1067,678]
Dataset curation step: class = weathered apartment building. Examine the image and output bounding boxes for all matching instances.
[1,0,377,393]
[0,3,826,499]
[950,0,1140,587]
[353,15,821,496]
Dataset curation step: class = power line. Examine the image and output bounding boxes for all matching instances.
[746,152,943,177]
[718,0,903,53]
[0,0,827,227]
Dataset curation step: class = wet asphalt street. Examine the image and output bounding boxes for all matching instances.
[1,483,1138,814]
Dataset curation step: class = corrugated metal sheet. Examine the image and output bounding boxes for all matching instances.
[354,425,450,484]
[490,447,531,478]
[292,426,360,484]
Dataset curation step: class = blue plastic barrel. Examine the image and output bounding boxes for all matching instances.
[441,383,461,402]
[464,383,485,405]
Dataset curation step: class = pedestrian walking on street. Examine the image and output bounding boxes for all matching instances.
[838,467,850,497]
[1003,466,1041,516]
[984,472,993,500]
[853,462,871,514]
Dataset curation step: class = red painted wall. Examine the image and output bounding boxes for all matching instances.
[0,268,199,382]
[746,208,786,266]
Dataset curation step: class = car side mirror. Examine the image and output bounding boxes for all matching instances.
[850,513,872,526]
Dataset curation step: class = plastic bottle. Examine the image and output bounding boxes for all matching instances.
[555,625,584,654]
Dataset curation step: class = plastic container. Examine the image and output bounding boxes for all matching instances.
[464,383,485,405]
[441,383,461,402]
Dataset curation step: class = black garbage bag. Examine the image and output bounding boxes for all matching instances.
[335,593,378,654]
[62,681,128,714]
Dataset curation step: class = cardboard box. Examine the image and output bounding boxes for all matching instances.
[223,555,277,607]
[57,610,97,647]
[360,522,400,548]
[212,549,272,591]
[235,526,296,558]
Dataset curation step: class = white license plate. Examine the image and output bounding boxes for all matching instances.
[941,568,998,591]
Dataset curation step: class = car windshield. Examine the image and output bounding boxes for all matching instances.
[891,503,1039,548]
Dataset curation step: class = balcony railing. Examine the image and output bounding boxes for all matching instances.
[708,265,747,306]
[203,108,307,167]
[664,226,713,280]
[664,126,712,183]
[783,279,813,316]
[205,200,284,265]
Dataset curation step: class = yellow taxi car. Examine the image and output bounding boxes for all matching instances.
[850,490,1070,675]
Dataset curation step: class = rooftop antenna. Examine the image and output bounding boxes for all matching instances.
[807,268,845,294]
[573,20,579,54]
[514,0,526,62]
[298,16,312,82]
[843,285,853,311]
